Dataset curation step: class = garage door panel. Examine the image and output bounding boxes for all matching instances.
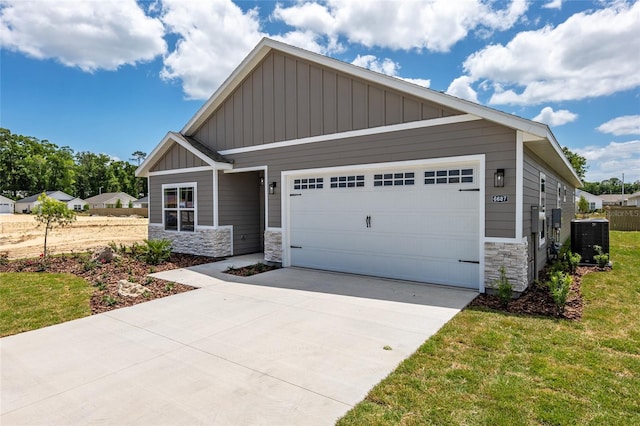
[288,163,481,289]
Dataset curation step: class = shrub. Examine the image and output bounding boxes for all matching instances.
[103,295,117,306]
[566,251,581,274]
[593,245,610,268]
[141,239,172,265]
[115,199,123,208]
[495,266,513,307]
[547,271,571,315]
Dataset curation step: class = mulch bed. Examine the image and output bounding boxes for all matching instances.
[0,251,219,314]
[223,262,279,277]
[469,266,606,320]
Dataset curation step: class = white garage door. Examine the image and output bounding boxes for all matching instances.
[287,162,481,289]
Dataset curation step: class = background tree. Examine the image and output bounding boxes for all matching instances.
[33,193,77,257]
[562,147,588,182]
[578,195,589,216]
[130,151,147,166]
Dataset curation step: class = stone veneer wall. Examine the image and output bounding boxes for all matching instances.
[264,229,282,263]
[148,225,232,258]
[484,240,529,293]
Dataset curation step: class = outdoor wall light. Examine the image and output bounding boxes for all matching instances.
[494,169,505,187]
[269,182,277,195]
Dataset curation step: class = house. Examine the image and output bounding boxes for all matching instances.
[575,189,603,211]
[628,191,640,207]
[136,38,581,294]
[15,191,86,213]
[132,195,149,209]
[84,192,137,209]
[600,194,628,206]
[0,195,15,214]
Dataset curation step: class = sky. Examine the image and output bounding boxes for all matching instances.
[1,0,639,183]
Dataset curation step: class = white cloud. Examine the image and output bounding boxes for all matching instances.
[460,1,640,105]
[542,0,563,10]
[273,0,528,52]
[446,76,479,103]
[575,140,640,182]
[159,0,264,100]
[532,106,578,126]
[351,55,430,88]
[597,115,640,136]
[0,0,166,71]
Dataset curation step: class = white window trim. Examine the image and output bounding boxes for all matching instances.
[539,172,546,247]
[161,182,198,232]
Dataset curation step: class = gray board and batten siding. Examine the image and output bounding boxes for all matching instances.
[192,51,464,151]
[150,142,208,172]
[223,118,518,239]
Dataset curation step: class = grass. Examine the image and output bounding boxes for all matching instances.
[338,231,640,425]
[0,272,92,337]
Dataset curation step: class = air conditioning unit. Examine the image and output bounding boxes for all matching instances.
[571,219,609,264]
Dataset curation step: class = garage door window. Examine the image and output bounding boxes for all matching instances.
[294,178,323,190]
[425,168,474,184]
[163,184,196,232]
[330,175,364,188]
[374,172,415,187]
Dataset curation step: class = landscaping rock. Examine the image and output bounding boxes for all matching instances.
[118,280,147,298]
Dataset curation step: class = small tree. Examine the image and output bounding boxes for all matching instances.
[578,195,589,216]
[115,198,123,208]
[33,193,76,257]
[128,200,133,208]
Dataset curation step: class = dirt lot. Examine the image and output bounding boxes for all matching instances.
[0,214,148,259]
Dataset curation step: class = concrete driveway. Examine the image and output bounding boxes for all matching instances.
[1,254,477,425]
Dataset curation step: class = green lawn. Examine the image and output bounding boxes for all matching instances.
[0,273,92,337]
[338,231,640,425]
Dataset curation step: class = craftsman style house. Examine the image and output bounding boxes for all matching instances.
[137,38,580,293]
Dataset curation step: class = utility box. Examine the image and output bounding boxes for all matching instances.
[571,219,609,264]
[552,208,562,229]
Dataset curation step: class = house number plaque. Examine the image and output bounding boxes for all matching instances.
[492,195,508,203]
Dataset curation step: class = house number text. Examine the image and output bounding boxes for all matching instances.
[492,195,508,203]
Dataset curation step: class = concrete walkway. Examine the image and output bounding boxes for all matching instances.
[1,254,477,425]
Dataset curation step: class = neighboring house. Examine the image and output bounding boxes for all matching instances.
[600,194,628,206]
[15,191,86,213]
[136,38,581,294]
[626,191,640,207]
[132,196,149,209]
[0,195,15,214]
[84,192,137,209]
[575,189,603,211]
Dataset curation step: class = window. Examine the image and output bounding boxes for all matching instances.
[374,172,415,187]
[425,168,474,184]
[294,178,323,190]
[73,204,83,211]
[330,175,365,188]
[539,173,546,245]
[163,184,195,232]
[557,182,562,207]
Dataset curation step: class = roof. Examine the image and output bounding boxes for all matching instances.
[140,38,582,187]
[628,191,640,200]
[84,192,137,204]
[135,196,149,203]
[17,191,74,203]
[0,195,15,203]
[575,189,603,200]
[600,194,628,203]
